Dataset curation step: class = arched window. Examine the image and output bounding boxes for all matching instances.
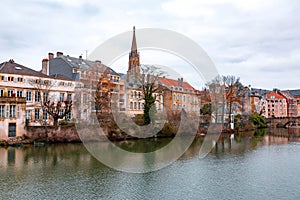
[131,91,133,98]
[138,102,140,110]
[134,91,137,98]
[130,102,133,109]
[134,102,137,110]
[138,92,141,98]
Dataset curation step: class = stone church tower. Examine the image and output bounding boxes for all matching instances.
[127,26,140,83]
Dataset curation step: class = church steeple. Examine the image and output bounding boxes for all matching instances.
[128,26,140,72]
[131,26,137,52]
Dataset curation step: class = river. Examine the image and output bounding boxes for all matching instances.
[0,128,299,199]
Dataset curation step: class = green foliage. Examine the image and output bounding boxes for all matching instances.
[143,92,156,125]
[234,114,244,130]
[200,103,212,115]
[254,128,266,137]
[251,113,267,128]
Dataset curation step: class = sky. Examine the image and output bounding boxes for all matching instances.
[1,0,300,90]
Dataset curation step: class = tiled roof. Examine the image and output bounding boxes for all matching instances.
[49,73,75,81]
[158,77,196,91]
[0,60,49,78]
[266,91,285,99]
[283,89,300,97]
[280,91,295,100]
[52,55,120,76]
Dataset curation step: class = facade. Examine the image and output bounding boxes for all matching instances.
[280,91,298,117]
[45,51,125,121]
[284,90,300,117]
[250,91,264,114]
[0,59,75,138]
[263,90,287,118]
[159,77,201,114]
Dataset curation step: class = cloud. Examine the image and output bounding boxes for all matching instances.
[0,0,299,90]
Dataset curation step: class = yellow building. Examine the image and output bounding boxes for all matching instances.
[0,59,75,138]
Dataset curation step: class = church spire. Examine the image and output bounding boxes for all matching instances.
[131,26,137,52]
[128,26,140,75]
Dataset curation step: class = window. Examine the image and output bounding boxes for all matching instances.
[138,102,140,110]
[130,102,133,110]
[67,111,72,120]
[8,90,14,97]
[43,92,48,102]
[0,89,4,97]
[134,102,137,110]
[43,109,48,121]
[35,91,41,102]
[9,105,16,118]
[34,109,40,121]
[0,105,5,118]
[67,93,72,101]
[26,91,32,102]
[16,90,23,97]
[60,93,65,101]
[26,110,31,121]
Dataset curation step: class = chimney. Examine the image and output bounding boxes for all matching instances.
[48,52,54,60]
[8,59,14,63]
[95,60,101,64]
[42,58,49,75]
[79,55,83,60]
[181,77,183,86]
[56,52,63,57]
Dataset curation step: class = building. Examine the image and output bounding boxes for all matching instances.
[45,51,125,121]
[263,90,287,118]
[283,89,300,117]
[159,77,201,114]
[0,59,75,138]
[279,91,298,117]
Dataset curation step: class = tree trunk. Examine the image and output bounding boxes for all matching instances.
[53,118,58,126]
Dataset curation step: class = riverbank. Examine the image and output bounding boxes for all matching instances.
[0,125,258,147]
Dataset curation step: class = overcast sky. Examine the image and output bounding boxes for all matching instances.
[1,0,300,90]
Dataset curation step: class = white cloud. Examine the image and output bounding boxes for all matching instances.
[0,0,299,90]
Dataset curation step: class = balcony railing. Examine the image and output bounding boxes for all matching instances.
[0,97,26,103]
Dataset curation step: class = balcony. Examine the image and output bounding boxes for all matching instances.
[0,97,26,104]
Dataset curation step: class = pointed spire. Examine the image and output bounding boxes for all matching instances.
[131,26,137,52]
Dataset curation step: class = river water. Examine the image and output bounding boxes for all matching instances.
[0,128,299,199]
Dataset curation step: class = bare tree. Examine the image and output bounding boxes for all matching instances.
[134,65,165,125]
[94,69,115,114]
[207,75,247,124]
[44,100,72,126]
[29,78,56,130]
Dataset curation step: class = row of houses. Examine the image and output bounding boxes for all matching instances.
[250,88,300,118]
[0,27,201,138]
[2,26,298,139]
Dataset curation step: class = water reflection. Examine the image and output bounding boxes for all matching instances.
[0,128,300,199]
[1,128,299,170]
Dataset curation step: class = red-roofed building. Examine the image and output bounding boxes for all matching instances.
[159,77,201,114]
[263,90,287,118]
[279,91,298,117]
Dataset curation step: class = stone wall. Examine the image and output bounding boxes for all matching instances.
[25,125,81,143]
